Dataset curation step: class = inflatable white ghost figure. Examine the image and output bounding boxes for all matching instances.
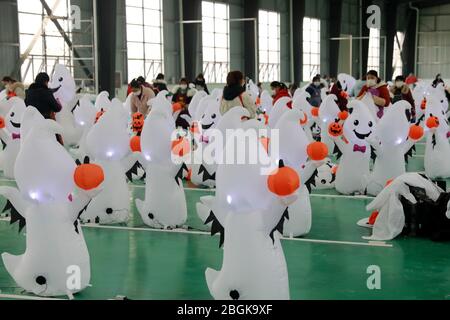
[50,64,83,147]
[0,97,27,179]
[0,107,103,297]
[319,94,341,153]
[292,91,315,141]
[332,100,376,195]
[260,91,273,114]
[360,92,383,123]
[274,108,325,237]
[188,95,222,188]
[424,96,450,179]
[0,89,6,101]
[246,79,260,104]
[268,97,291,128]
[360,173,445,241]
[204,115,298,300]
[313,159,337,190]
[365,100,417,196]
[338,73,356,93]
[73,96,97,159]
[0,97,14,117]
[95,91,113,112]
[135,94,188,229]
[82,99,137,224]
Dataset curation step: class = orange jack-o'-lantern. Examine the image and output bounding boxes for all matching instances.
[95,109,105,123]
[74,157,105,191]
[328,120,344,137]
[132,112,145,133]
[0,116,5,129]
[307,142,329,161]
[408,124,424,141]
[267,160,300,197]
[171,137,191,157]
[426,116,440,129]
[130,136,142,152]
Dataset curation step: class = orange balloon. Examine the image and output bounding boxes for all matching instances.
[338,111,349,121]
[173,102,183,113]
[426,116,440,129]
[307,142,329,161]
[311,107,320,118]
[130,136,142,152]
[0,116,5,129]
[172,138,191,157]
[267,161,300,197]
[74,163,105,191]
[408,124,424,140]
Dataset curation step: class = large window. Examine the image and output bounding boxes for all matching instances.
[368,27,380,72]
[302,17,321,82]
[392,32,405,79]
[258,10,280,82]
[202,1,230,84]
[126,0,164,83]
[18,0,73,84]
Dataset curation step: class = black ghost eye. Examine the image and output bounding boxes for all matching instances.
[354,120,359,126]
[368,121,373,128]
[10,112,15,117]
[202,115,205,119]
[148,213,154,220]
[59,77,63,82]
[441,100,444,103]
[321,179,327,184]
[211,114,217,119]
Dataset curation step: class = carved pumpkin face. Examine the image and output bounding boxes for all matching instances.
[328,120,344,137]
[132,112,145,133]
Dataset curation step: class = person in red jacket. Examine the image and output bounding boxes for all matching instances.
[270,81,292,108]
[330,80,348,111]
[357,70,390,119]
[390,75,416,122]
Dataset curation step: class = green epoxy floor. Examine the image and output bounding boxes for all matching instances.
[1,142,450,300]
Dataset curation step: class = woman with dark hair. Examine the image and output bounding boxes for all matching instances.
[129,78,155,115]
[357,70,390,119]
[220,71,256,118]
[2,76,25,99]
[194,73,209,95]
[390,75,416,122]
[305,76,323,107]
[270,81,292,106]
[153,73,169,94]
[25,72,64,144]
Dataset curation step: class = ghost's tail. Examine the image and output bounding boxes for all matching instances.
[2,252,22,278]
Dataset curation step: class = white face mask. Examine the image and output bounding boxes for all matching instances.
[132,90,141,96]
[180,85,188,90]
[367,79,377,87]
[395,81,404,88]
[313,82,321,87]
[271,89,276,96]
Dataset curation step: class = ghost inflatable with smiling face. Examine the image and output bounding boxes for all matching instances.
[188,95,223,188]
[0,97,27,179]
[332,100,376,195]
[81,99,137,224]
[0,107,104,297]
[135,94,188,229]
[204,117,299,300]
[424,96,450,179]
[365,100,418,196]
[49,64,83,147]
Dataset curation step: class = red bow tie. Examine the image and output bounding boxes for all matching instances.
[353,144,367,153]
[12,133,20,140]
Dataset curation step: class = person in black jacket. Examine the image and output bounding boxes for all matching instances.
[25,72,62,119]
[25,72,64,144]
[194,73,209,95]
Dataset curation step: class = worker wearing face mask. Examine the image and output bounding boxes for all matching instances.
[305,76,323,107]
[172,78,196,107]
[129,78,155,115]
[270,81,293,107]
[390,75,416,122]
[357,70,390,119]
